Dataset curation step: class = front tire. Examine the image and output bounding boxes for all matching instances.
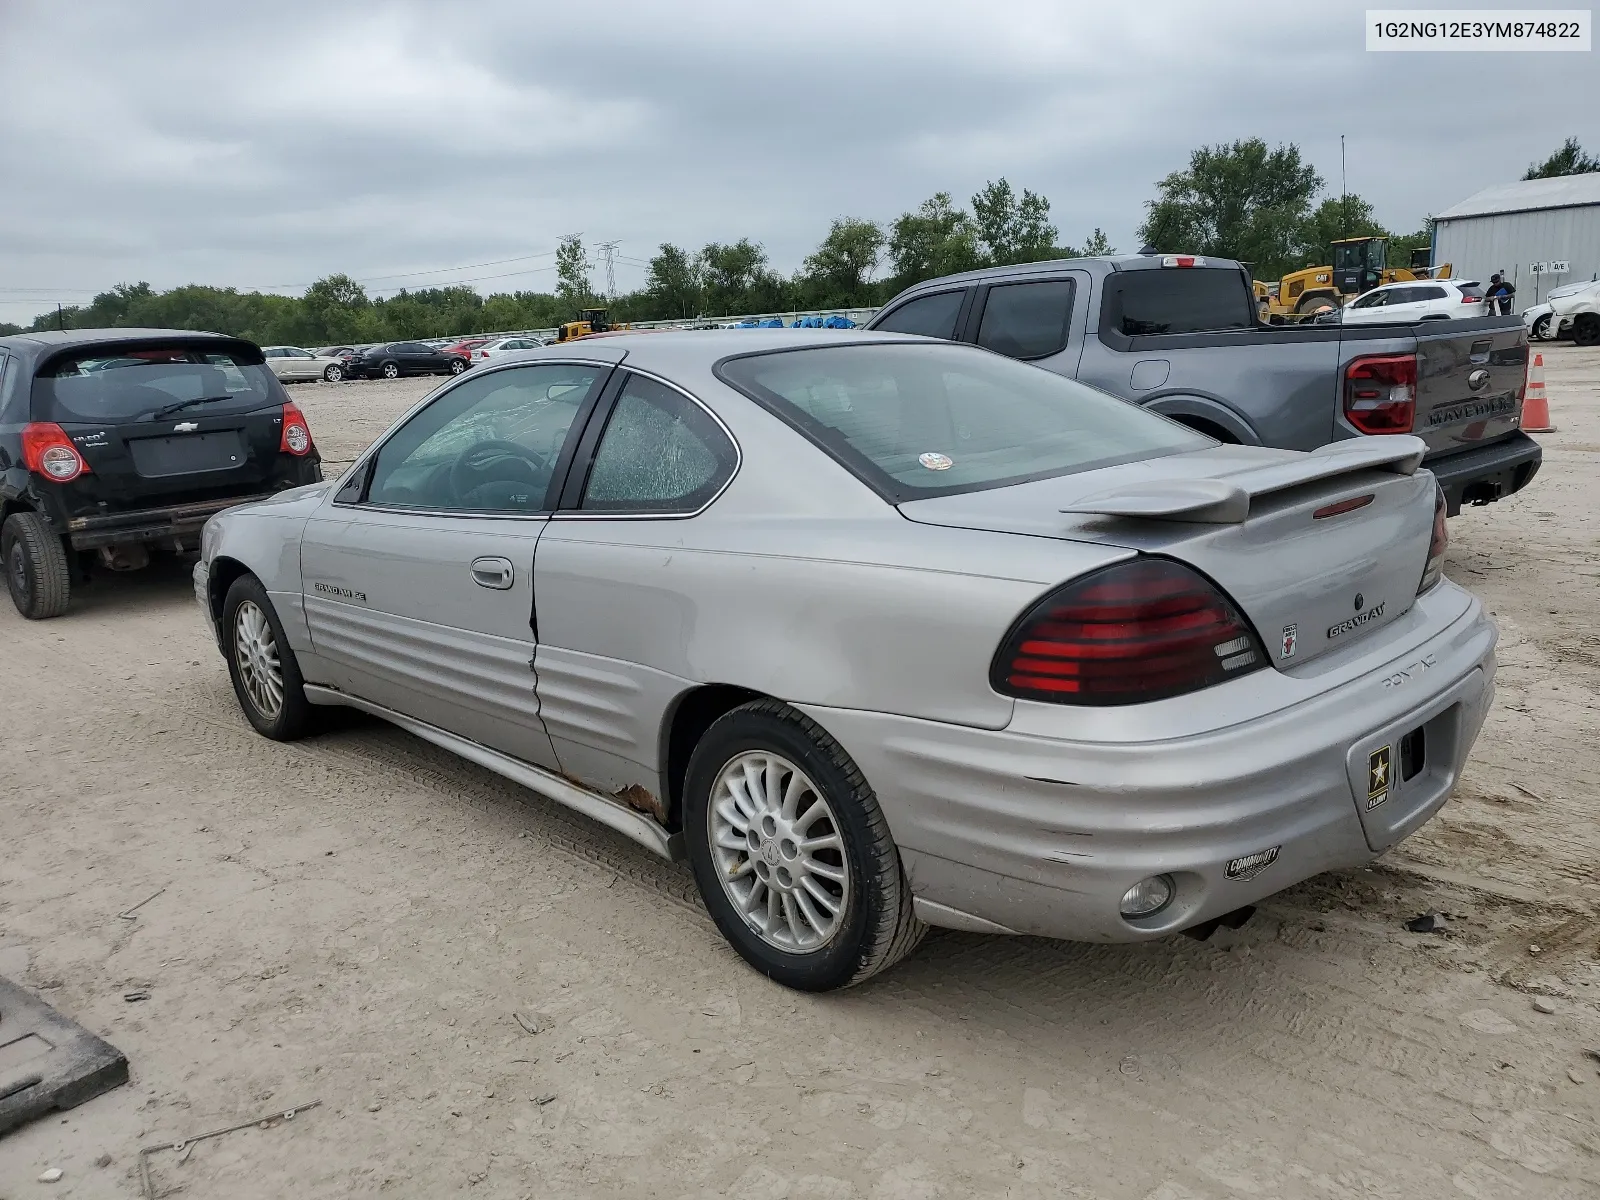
[2,511,72,619]
[684,700,925,992]
[323,363,344,382]
[1531,314,1552,341]
[380,361,400,380]
[222,575,313,741]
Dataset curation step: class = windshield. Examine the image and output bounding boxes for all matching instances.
[718,342,1210,502]
[34,344,279,423]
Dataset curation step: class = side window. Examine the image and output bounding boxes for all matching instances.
[579,374,737,514]
[1351,291,1388,309]
[363,363,603,512]
[1416,286,1447,301]
[872,291,966,340]
[263,348,282,358]
[975,279,1074,359]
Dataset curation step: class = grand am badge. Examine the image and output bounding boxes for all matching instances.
[1367,744,1391,810]
[314,582,367,603]
[1328,600,1385,640]
[1280,624,1298,660]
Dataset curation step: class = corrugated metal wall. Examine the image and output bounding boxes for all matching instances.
[1433,204,1600,306]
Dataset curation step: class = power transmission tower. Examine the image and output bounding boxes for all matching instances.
[595,241,620,301]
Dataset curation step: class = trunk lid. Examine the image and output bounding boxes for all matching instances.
[900,438,1438,668]
[1392,320,1527,457]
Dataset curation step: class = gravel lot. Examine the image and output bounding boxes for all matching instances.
[2,350,1597,1198]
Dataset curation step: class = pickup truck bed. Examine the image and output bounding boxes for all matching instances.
[865,254,1540,514]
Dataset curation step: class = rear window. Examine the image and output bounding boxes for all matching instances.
[717,342,1208,502]
[33,344,279,423]
[1103,269,1255,336]
[975,279,1074,359]
[1456,283,1485,299]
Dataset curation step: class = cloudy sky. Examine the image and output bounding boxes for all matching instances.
[1,0,1595,324]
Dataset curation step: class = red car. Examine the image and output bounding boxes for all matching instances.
[440,338,492,361]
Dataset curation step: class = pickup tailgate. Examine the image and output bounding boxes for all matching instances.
[899,438,1438,669]
[1397,320,1527,457]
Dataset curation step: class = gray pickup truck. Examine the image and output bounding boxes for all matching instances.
[864,255,1541,514]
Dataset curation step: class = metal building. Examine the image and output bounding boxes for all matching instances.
[1432,173,1600,307]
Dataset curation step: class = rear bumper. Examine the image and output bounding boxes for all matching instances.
[1426,431,1542,515]
[63,494,280,550]
[799,585,1497,944]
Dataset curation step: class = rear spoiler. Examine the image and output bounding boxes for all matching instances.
[1059,436,1427,524]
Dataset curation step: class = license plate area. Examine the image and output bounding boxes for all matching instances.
[129,431,246,477]
[1346,667,1484,852]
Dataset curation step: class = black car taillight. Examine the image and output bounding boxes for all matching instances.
[991,558,1266,707]
[1344,353,1417,434]
[280,402,314,455]
[1418,484,1448,593]
[21,422,91,482]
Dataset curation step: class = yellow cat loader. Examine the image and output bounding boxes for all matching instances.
[1259,237,1451,321]
[555,307,631,342]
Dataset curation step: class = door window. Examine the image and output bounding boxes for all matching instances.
[974,279,1073,359]
[363,363,603,512]
[872,290,966,340]
[1413,286,1447,302]
[578,374,737,514]
[1350,290,1390,309]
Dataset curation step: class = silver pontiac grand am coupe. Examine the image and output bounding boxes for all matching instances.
[197,330,1495,991]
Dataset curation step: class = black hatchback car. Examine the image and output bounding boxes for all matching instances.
[346,341,469,380]
[0,329,322,619]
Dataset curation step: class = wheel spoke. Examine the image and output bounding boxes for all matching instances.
[781,771,805,820]
[793,886,829,932]
[779,892,802,944]
[804,859,845,884]
[793,800,832,833]
[800,833,842,854]
[800,876,840,915]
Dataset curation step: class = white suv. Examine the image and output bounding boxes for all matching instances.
[1339,279,1487,323]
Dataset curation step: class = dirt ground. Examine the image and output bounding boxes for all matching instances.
[2,349,1597,1199]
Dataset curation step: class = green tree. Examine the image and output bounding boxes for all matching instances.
[644,243,702,318]
[1523,137,1600,180]
[699,239,772,314]
[555,234,592,312]
[886,193,981,292]
[1138,138,1323,279]
[798,217,886,307]
[970,178,1058,266]
[1078,227,1115,257]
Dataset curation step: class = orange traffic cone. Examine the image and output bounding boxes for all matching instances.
[1523,352,1556,433]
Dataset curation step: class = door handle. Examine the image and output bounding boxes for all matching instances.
[470,557,515,590]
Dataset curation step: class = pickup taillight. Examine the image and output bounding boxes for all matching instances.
[1344,353,1417,435]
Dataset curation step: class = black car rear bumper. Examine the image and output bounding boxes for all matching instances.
[61,493,278,550]
[1426,430,1543,516]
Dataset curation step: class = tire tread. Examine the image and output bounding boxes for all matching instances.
[3,511,72,619]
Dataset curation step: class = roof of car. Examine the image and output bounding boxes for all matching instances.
[0,327,243,355]
[491,327,929,375]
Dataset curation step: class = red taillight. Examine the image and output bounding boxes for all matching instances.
[1418,485,1448,593]
[990,558,1265,706]
[21,423,90,482]
[1344,353,1417,434]
[1461,294,1480,304]
[280,402,313,456]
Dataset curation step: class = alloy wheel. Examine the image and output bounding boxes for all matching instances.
[707,751,850,952]
[233,600,284,720]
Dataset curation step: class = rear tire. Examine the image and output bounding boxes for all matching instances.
[381,361,400,379]
[449,358,467,375]
[2,511,72,619]
[323,364,344,382]
[1574,314,1600,348]
[684,700,925,992]
[222,574,313,741]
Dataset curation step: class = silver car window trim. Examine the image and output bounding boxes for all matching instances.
[549,364,743,523]
[329,356,622,516]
